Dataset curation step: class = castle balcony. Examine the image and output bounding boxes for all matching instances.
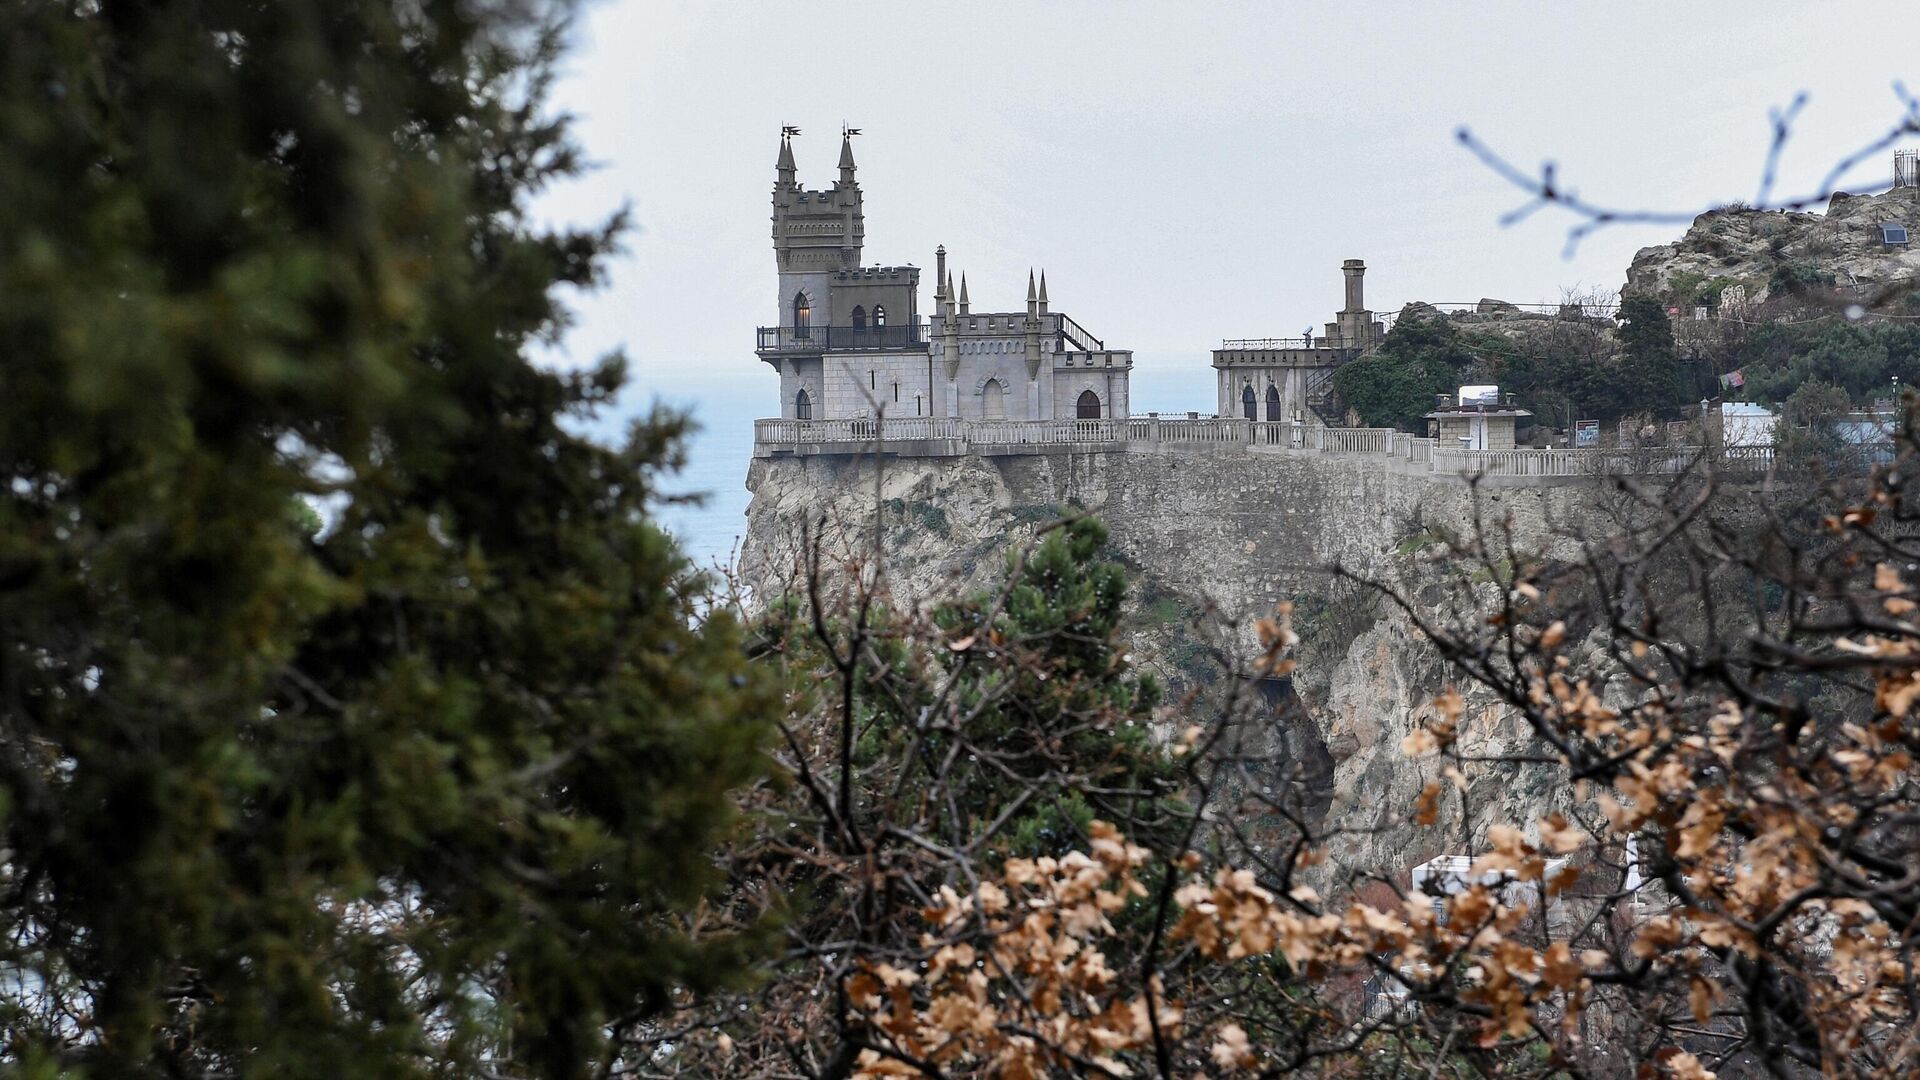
[755,322,927,355]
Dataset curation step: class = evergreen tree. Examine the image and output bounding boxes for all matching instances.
[1616,294,1689,414]
[1332,316,1471,430]
[0,3,771,1076]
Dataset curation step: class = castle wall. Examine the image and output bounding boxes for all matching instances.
[1051,363,1128,418]
[776,271,835,329]
[818,350,938,418]
[743,447,1595,627]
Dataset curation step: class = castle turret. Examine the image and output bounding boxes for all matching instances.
[769,130,865,332]
[941,270,961,416]
[837,131,857,186]
[775,133,796,187]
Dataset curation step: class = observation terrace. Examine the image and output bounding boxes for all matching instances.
[751,415,1778,487]
[756,322,927,355]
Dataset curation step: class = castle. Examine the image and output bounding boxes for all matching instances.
[758,130,1133,424]
[750,132,1767,485]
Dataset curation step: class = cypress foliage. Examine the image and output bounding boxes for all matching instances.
[0,3,772,1076]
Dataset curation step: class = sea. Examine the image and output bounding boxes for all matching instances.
[586,360,1219,573]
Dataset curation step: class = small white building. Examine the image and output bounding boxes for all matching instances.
[1720,402,1777,447]
[1425,402,1533,451]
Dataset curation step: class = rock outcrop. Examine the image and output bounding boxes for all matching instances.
[1625,187,1920,302]
[741,449,1605,881]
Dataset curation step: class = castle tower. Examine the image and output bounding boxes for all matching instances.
[770,131,864,331]
[1332,259,1379,350]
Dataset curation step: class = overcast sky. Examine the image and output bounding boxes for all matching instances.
[534,0,1918,387]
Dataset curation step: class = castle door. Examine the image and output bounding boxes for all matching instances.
[792,292,811,339]
[1266,383,1283,421]
[794,388,812,420]
[1241,385,1257,420]
[982,378,1006,421]
[1076,389,1102,419]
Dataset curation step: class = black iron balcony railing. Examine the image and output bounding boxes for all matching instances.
[756,322,928,353]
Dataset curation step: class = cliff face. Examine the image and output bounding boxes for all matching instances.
[1625,187,1920,302]
[742,449,1601,879]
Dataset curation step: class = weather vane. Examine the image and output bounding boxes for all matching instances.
[781,125,800,137]
[842,123,862,138]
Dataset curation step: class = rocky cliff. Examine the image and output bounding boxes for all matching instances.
[741,449,1604,878]
[1625,187,1920,303]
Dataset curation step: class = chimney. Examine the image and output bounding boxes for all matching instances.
[1341,259,1366,313]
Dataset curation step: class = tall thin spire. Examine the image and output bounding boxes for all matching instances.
[958,273,970,315]
[1026,270,1037,303]
[837,131,857,183]
[776,133,796,183]
[1037,271,1049,314]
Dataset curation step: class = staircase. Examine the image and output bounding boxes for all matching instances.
[1304,365,1348,427]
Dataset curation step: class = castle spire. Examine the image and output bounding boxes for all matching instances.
[776,132,796,184]
[837,130,857,183]
[1026,269,1038,318]
[1037,271,1048,315]
[958,273,970,315]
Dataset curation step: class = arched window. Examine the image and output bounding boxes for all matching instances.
[792,292,811,339]
[1077,389,1102,419]
[851,305,867,331]
[1241,385,1257,420]
[981,378,1006,421]
[1266,383,1283,421]
[794,388,812,420]
[872,305,887,329]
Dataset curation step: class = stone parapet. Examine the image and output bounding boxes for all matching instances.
[751,416,1779,487]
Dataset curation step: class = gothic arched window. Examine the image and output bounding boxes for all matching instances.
[872,305,887,329]
[982,378,1007,421]
[1241,385,1257,420]
[1077,389,1102,419]
[851,305,867,331]
[792,292,811,339]
[1266,383,1283,421]
[795,388,812,420]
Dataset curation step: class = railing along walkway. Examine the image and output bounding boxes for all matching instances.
[753,416,1782,483]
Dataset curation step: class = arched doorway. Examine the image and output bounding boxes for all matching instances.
[1241,385,1257,420]
[792,292,811,339]
[794,388,812,420]
[1076,389,1102,419]
[851,305,867,331]
[981,378,1006,420]
[872,304,887,329]
[1266,383,1283,421]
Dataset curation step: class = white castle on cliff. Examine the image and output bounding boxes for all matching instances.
[749,131,1772,485]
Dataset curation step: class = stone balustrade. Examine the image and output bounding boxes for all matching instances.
[752,416,1780,485]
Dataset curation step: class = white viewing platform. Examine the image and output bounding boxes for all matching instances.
[752,416,1777,486]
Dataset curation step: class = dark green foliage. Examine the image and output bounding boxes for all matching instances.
[1664,271,1742,310]
[936,521,1174,852]
[1613,296,1691,416]
[1768,260,1839,297]
[1734,319,1920,404]
[1333,316,1473,430]
[763,520,1173,860]
[0,3,772,1076]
